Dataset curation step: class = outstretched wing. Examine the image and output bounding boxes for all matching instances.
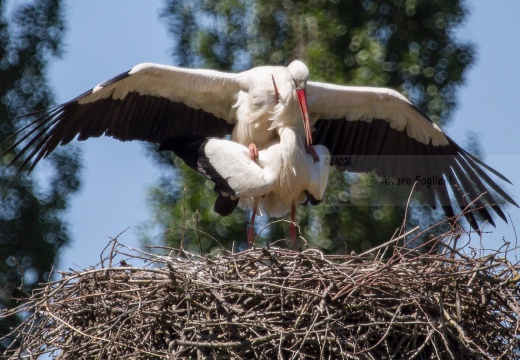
[2,63,242,171]
[307,81,518,230]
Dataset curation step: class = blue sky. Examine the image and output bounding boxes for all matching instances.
[44,1,520,270]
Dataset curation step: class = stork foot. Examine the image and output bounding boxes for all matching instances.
[248,143,259,160]
[305,145,319,163]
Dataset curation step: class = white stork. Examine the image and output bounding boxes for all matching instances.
[158,128,329,247]
[1,60,517,244]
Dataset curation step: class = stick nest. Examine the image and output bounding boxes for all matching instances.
[2,231,520,359]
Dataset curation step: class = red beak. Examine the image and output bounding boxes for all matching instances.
[296,88,313,146]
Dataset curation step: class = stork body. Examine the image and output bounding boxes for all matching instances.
[159,127,329,247]
[1,60,517,246]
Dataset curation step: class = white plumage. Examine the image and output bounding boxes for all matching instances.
[159,127,329,247]
[2,60,517,247]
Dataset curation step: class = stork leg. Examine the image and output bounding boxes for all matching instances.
[289,202,298,250]
[248,143,259,160]
[304,145,319,163]
[247,197,260,248]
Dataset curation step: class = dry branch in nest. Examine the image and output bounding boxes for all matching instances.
[2,226,520,359]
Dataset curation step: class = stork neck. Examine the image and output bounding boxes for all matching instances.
[274,126,307,202]
[278,127,304,152]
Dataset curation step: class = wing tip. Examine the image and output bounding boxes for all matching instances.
[214,194,239,216]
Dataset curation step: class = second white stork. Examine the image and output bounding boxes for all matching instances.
[158,127,329,247]
[1,60,517,239]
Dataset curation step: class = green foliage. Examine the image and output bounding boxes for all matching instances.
[0,0,80,347]
[141,159,250,253]
[146,0,474,253]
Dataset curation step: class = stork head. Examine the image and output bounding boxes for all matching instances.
[287,60,312,146]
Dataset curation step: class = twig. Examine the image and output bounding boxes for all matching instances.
[2,227,519,359]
